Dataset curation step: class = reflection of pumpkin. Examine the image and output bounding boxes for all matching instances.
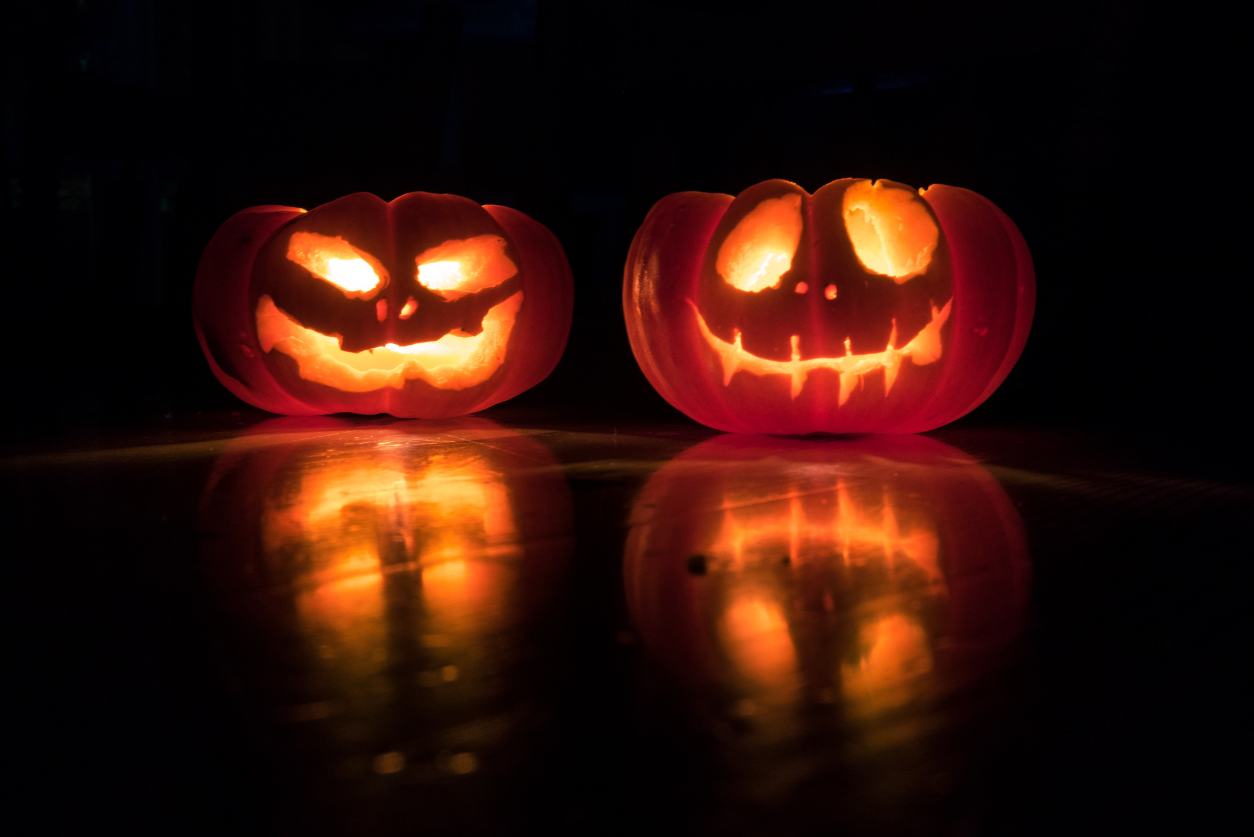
[624,179,1034,434]
[199,417,571,798]
[194,192,573,417]
[624,434,1029,730]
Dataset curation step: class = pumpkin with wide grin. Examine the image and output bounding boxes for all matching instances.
[254,229,524,394]
[194,191,573,418]
[254,291,522,393]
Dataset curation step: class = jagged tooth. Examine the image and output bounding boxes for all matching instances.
[721,331,742,385]
[884,355,901,395]
[790,335,805,398]
[791,369,806,399]
[839,371,858,406]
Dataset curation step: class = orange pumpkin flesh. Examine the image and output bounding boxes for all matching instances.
[194,192,573,418]
[255,223,526,394]
[624,178,1034,434]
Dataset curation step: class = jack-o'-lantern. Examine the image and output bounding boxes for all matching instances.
[624,434,1029,746]
[199,418,572,814]
[624,179,1034,434]
[194,192,573,417]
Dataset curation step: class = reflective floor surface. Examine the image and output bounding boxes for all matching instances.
[4,413,1249,836]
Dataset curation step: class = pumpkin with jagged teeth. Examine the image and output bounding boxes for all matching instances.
[624,177,1034,435]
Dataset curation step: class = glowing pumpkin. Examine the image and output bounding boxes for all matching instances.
[194,192,573,417]
[624,434,1030,727]
[623,179,1034,434]
[199,417,572,790]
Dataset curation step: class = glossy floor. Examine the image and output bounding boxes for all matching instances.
[4,414,1247,835]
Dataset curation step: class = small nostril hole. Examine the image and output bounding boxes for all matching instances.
[825,284,837,300]
[375,298,388,321]
[794,281,809,295]
[399,296,417,320]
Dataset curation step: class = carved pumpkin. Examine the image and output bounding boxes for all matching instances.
[199,417,572,796]
[624,179,1034,434]
[624,434,1030,726]
[194,192,573,417]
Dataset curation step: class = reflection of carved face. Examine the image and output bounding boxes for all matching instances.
[695,179,954,405]
[200,419,575,797]
[265,446,519,634]
[624,434,1031,739]
[252,192,524,393]
[700,466,947,715]
[622,435,1030,817]
[259,443,523,720]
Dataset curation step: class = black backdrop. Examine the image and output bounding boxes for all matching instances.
[3,5,1251,836]
[1,0,1243,439]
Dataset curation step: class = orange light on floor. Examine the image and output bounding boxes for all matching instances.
[200,418,574,793]
[721,592,799,695]
[841,613,934,713]
[682,472,947,714]
[255,441,523,684]
[624,435,1031,737]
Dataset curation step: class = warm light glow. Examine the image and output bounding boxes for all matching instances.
[832,479,941,584]
[716,194,804,292]
[255,291,523,392]
[709,480,940,580]
[841,613,934,711]
[842,180,938,282]
[689,297,951,400]
[701,473,945,713]
[417,261,463,290]
[398,296,418,319]
[722,593,798,692]
[824,284,837,300]
[287,232,385,295]
[326,258,380,293]
[422,559,510,637]
[415,235,517,300]
[258,444,524,711]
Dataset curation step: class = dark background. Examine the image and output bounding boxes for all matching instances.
[3,3,1250,836]
[1,0,1244,440]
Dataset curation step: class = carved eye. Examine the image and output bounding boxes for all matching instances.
[841,181,938,282]
[415,235,517,301]
[716,193,804,292]
[286,232,386,297]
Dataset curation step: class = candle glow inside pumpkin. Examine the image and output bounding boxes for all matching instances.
[256,232,523,393]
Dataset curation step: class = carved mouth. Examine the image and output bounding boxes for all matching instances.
[255,292,523,393]
[690,299,952,403]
